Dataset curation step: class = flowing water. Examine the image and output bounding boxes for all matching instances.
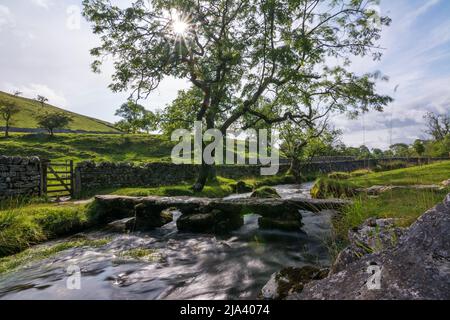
[0,183,333,300]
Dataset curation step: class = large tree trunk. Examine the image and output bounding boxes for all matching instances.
[4,121,9,138]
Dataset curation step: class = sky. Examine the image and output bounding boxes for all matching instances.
[0,0,449,149]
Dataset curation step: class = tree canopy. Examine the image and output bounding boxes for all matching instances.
[83,0,393,190]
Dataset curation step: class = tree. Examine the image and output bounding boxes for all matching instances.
[115,101,157,133]
[358,145,371,159]
[424,112,450,141]
[37,112,73,136]
[83,0,392,191]
[413,139,425,157]
[389,143,410,157]
[280,121,340,180]
[36,95,49,108]
[13,90,22,97]
[371,148,383,158]
[0,100,20,138]
[158,88,203,136]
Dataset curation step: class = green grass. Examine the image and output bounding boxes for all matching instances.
[348,160,450,187]
[329,161,450,247]
[334,188,449,240]
[0,238,109,275]
[94,176,239,198]
[0,133,175,163]
[0,91,119,133]
[0,203,91,257]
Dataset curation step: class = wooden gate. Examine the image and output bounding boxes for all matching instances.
[42,160,74,198]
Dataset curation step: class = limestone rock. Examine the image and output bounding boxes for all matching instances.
[106,217,136,233]
[329,218,405,275]
[134,203,173,230]
[289,194,450,300]
[260,266,329,300]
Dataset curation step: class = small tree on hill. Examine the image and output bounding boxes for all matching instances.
[36,95,49,109]
[13,90,22,97]
[0,100,20,138]
[37,112,73,137]
[413,139,425,157]
[115,101,157,134]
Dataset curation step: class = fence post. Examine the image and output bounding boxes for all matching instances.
[70,160,74,198]
[41,159,49,196]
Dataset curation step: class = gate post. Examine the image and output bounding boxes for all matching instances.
[41,159,49,196]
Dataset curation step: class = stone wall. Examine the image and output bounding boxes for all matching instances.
[73,161,290,195]
[0,156,42,199]
[74,157,449,196]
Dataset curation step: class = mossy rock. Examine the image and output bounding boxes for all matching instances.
[251,187,281,199]
[310,178,357,199]
[260,266,329,300]
[232,181,253,194]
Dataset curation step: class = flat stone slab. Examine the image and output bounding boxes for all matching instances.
[94,195,350,214]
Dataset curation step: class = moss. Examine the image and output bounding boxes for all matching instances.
[251,187,281,199]
[119,248,161,262]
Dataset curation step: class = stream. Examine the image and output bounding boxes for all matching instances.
[0,183,334,300]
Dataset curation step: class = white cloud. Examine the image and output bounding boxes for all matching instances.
[2,83,68,109]
[31,0,53,10]
[0,5,14,31]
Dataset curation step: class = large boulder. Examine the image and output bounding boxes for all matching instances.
[288,194,450,300]
[260,266,329,300]
[329,218,405,275]
[177,209,244,234]
[134,203,174,230]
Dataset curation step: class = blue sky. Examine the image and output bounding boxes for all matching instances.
[0,0,449,149]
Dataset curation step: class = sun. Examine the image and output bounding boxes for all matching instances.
[172,16,189,36]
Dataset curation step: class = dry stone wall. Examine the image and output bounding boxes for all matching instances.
[0,156,42,198]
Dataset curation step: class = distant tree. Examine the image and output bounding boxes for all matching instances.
[115,101,156,134]
[389,143,410,157]
[358,145,371,159]
[13,90,22,97]
[36,95,49,108]
[37,112,73,137]
[0,100,20,138]
[424,112,450,141]
[372,148,384,158]
[413,139,425,157]
[158,88,202,136]
[280,121,341,181]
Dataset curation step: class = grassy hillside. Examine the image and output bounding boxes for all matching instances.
[0,132,270,163]
[348,160,450,186]
[0,91,119,133]
[0,133,175,163]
